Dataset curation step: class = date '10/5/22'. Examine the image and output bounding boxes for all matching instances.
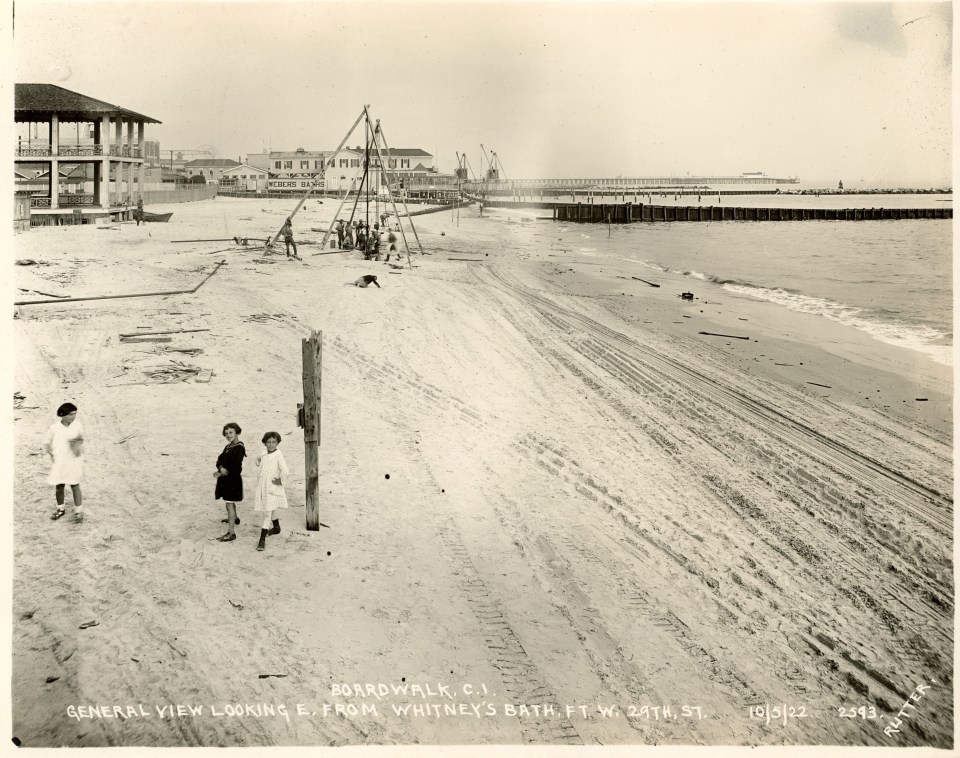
[748,704,808,726]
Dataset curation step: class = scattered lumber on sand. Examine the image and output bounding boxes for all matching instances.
[807,381,833,389]
[120,328,210,338]
[631,276,661,287]
[699,331,750,340]
[14,260,227,306]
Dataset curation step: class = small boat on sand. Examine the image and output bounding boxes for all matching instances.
[141,211,173,222]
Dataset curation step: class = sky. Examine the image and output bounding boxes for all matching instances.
[10,1,953,186]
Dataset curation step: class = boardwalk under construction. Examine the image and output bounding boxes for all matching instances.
[479,199,952,223]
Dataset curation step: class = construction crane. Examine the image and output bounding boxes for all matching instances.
[462,153,478,181]
[454,152,470,182]
[480,144,501,181]
[490,151,506,180]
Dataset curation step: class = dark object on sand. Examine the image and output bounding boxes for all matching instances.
[350,275,381,288]
[915,398,929,401]
[632,277,661,288]
[680,292,694,300]
[807,381,833,389]
[142,211,173,223]
[699,331,750,340]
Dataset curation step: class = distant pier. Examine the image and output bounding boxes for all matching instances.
[479,200,951,222]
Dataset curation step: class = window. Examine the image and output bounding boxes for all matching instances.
[274,161,282,169]
[314,160,322,170]
[389,159,397,169]
[284,161,293,169]
[340,159,348,168]
[301,160,309,169]
[401,159,410,169]
[350,159,360,167]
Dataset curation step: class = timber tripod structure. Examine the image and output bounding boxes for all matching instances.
[265,106,425,267]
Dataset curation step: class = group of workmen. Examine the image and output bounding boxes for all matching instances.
[335,216,401,261]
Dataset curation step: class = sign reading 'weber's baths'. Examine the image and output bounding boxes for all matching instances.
[269,178,325,190]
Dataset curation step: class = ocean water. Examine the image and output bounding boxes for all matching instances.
[545,217,953,366]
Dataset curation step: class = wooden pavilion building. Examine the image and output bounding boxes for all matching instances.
[14,83,161,225]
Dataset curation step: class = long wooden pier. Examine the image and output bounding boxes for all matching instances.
[481,200,952,222]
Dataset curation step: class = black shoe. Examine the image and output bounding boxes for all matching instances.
[221,517,240,524]
[256,528,268,551]
[268,519,281,535]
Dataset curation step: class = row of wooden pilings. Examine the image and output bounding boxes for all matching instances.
[549,203,952,223]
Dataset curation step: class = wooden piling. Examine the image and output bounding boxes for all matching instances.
[301,329,323,531]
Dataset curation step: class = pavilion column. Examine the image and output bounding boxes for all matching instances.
[125,119,134,202]
[50,158,60,209]
[114,118,125,200]
[50,115,59,155]
[99,116,110,207]
[138,121,145,199]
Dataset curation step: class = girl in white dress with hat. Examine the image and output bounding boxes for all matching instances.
[253,432,289,551]
[42,402,85,523]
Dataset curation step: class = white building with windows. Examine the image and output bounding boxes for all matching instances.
[246,146,435,193]
[220,163,269,192]
[182,158,240,184]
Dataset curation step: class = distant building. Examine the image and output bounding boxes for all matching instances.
[164,148,216,171]
[14,191,31,231]
[143,140,162,166]
[14,83,161,224]
[250,145,435,193]
[182,158,240,184]
[220,163,270,192]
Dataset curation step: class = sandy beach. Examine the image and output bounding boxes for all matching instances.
[12,197,952,747]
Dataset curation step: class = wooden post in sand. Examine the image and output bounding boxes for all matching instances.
[301,330,322,530]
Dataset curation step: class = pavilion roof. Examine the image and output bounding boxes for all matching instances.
[15,84,161,124]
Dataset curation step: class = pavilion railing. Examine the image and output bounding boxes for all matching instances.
[108,145,141,158]
[17,144,142,157]
[59,145,104,156]
[16,145,52,156]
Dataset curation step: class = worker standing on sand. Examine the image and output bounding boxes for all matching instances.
[253,432,288,552]
[281,218,300,260]
[335,219,345,248]
[372,223,382,260]
[215,422,246,542]
[135,197,144,226]
[384,230,398,262]
[43,402,84,523]
[356,221,367,253]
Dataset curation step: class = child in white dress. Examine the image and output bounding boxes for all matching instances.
[42,402,85,522]
[254,432,289,551]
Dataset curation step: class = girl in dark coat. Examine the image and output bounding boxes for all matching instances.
[215,422,246,542]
